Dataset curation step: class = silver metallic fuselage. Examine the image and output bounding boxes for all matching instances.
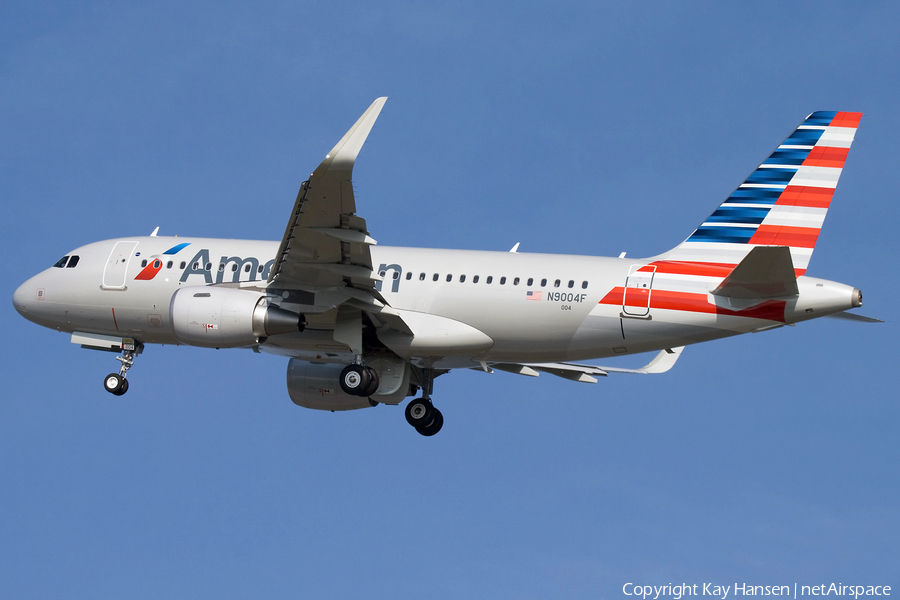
[13,235,860,369]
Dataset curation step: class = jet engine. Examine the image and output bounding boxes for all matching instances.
[287,358,411,411]
[169,287,304,348]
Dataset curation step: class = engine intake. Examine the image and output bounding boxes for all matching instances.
[169,287,304,348]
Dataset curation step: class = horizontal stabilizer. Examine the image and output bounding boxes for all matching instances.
[825,311,884,323]
[712,246,798,299]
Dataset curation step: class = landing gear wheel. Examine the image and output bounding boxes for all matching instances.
[361,367,380,397]
[339,364,370,396]
[416,408,443,437]
[405,398,435,428]
[103,373,127,395]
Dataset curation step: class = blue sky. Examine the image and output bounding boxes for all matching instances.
[2,1,897,597]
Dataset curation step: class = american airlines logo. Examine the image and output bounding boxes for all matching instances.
[133,244,275,285]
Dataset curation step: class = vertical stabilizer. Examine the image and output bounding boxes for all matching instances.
[660,111,862,275]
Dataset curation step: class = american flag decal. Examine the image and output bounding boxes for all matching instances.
[526,291,542,300]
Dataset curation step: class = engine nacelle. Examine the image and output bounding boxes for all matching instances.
[287,361,375,411]
[169,287,304,348]
[287,358,411,411]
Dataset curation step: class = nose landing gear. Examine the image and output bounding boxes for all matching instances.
[102,341,142,396]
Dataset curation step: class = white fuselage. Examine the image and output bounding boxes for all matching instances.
[12,235,860,370]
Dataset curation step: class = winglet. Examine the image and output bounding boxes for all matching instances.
[600,346,685,374]
[637,346,684,373]
[312,97,387,178]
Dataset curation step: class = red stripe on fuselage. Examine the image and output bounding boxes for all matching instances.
[599,287,785,321]
[639,261,736,277]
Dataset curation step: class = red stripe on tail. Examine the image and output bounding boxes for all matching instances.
[802,146,849,168]
[749,225,820,248]
[775,186,834,209]
[829,112,862,128]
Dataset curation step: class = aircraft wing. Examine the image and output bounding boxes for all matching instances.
[261,97,414,336]
[487,346,684,384]
[269,97,387,293]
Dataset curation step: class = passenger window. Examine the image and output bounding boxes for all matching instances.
[218,263,225,272]
[379,270,386,277]
[582,281,588,289]
[53,256,69,268]
[568,280,574,288]
[540,278,547,287]
[205,262,212,271]
[460,275,466,283]
[446,274,453,282]
[419,273,426,281]
[244,264,251,272]
[473,275,479,283]
[500,276,506,285]
[66,256,80,268]
[527,278,533,286]
[487,276,493,284]
[153,259,162,269]
[258,265,264,273]
[231,264,238,272]
[554,279,560,287]
[433,273,439,281]
[141,259,148,267]
[167,261,174,269]
[393,271,400,280]
[193,262,199,270]
[406,272,412,280]
[513,277,520,285]
[180,261,186,269]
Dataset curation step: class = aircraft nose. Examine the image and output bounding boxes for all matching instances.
[12,277,39,317]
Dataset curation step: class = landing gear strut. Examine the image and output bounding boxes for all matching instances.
[406,366,443,436]
[102,341,142,396]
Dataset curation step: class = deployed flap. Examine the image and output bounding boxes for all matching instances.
[712,246,798,299]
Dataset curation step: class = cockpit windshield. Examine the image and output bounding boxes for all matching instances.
[52,255,80,268]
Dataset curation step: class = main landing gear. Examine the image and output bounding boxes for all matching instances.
[103,341,142,396]
[339,360,380,398]
[405,367,443,437]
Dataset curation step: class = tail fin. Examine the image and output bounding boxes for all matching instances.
[660,111,862,275]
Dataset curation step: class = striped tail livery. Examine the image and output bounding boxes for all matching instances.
[662,111,861,274]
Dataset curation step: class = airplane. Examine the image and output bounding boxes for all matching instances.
[12,99,879,436]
